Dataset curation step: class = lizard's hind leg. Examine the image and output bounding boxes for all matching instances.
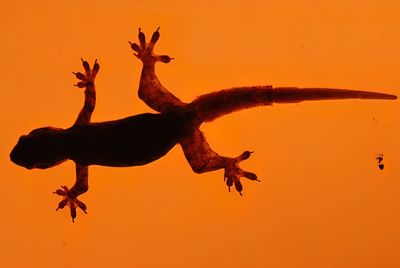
[180,129,259,195]
[129,28,186,113]
[54,59,99,222]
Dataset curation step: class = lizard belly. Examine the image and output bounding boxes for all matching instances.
[77,132,178,167]
[66,113,190,167]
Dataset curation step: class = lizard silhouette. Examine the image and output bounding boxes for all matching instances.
[10,28,398,221]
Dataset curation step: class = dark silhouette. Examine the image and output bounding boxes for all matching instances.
[376,154,384,170]
[10,28,397,221]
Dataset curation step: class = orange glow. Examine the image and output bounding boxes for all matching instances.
[1,1,399,267]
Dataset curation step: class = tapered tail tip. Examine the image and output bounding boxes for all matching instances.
[383,93,398,100]
[363,91,398,100]
[272,87,398,103]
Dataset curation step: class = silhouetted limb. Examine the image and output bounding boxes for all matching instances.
[129,28,186,113]
[54,164,88,222]
[73,58,99,126]
[180,128,259,195]
[54,59,98,222]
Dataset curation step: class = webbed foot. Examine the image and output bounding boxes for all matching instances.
[129,27,173,64]
[54,185,87,222]
[224,151,260,195]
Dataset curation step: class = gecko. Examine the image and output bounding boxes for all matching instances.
[10,28,398,221]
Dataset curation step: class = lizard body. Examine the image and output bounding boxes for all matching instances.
[10,28,397,221]
[12,111,197,169]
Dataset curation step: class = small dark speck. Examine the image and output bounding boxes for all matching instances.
[376,154,384,171]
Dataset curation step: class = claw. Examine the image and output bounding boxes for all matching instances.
[132,28,172,63]
[129,41,141,53]
[238,151,253,161]
[61,185,69,192]
[54,185,88,222]
[243,171,258,181]
[158,55,173,63]
[151,28,160,43]
[81,58,89,67]
[74,82,86,88]
[138,28,146,48]
[75,199,87,213]
[56,199,68,211]
[70,207,77,222]
[226,176,233,188]
[92,60,100,77]
[73,72,86,81]
[81,58,91,75]
[234,180,243,193]
[223,149,259,194]
[53,189,66,196]
[73,59,99,87]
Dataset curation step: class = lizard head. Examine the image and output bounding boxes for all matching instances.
[10,127,66,169]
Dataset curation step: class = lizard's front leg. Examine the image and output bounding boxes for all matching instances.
[54,164,88,222]
[73,58,98,126]
[54,59,99,222]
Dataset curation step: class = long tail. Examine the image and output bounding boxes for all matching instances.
[190,86,397,122]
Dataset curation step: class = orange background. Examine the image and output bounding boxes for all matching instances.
[1,1,399,267]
